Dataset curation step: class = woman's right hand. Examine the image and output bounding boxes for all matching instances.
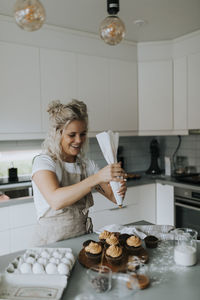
[96,163,126,183]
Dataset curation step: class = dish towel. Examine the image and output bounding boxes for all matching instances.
[95,224,175,240]
[96,130,123,207]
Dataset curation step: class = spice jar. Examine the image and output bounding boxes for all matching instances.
[174,228,198,266]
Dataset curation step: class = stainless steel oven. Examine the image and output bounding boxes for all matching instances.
[174,187,200,239]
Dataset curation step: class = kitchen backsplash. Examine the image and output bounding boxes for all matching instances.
[0,134,200,176]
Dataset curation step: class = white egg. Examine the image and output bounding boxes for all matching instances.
[32,262,45,274]
[57,263,70,275]
[53,250,62,259]
[65,252,75,263]
[61,257,73,269]
[65,248,72,253]
[45,263,57,274]
[7,264,15,273]
[49,257,60,264]
[26,256,35,264]
[20,263,32,274]
[37,257,48,266]
[41,250,50,259]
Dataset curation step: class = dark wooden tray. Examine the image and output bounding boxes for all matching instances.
[78,247,148,273]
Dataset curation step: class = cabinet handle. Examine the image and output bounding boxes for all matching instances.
[109,205,127,211]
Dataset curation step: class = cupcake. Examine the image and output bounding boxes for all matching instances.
[83,239,96,248]
[119,234,131,246]
[85,242,102,263]
[99,230,112,244]
[105,245,123,265]
[144,235,158,248]
[125,235,142,255]
[105,234,119,248]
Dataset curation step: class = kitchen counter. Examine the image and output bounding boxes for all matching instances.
[1,173,200,208]
[0,222,199,300]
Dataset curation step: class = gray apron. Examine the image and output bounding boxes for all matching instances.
[32,160,94,246]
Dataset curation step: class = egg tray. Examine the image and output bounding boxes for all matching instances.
[4,248,76,291]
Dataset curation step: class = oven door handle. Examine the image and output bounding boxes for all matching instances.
[175,201,200,212]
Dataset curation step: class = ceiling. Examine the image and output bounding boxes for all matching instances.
[0,0,200,42]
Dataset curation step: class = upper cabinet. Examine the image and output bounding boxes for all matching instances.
[173,57,187,130]
[188,52,200,129]
[110,59,138,132]
[40,48,77,132]
[138,60,173,131]
[0,42,41,139]
[77,54,110,132]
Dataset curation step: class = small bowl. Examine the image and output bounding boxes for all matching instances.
[87,265,112,293]
[144,235,159,248]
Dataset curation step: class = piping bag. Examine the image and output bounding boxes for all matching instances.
[96,130,123,207]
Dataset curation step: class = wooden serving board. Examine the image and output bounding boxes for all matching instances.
[78,247,148,273]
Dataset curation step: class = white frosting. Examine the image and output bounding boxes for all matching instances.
[174,245,197,266]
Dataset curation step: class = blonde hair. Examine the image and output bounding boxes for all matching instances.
[42,99,88,162]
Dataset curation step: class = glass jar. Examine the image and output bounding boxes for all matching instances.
[174,228,198,266]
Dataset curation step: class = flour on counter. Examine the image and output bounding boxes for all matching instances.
[148,241,189,286]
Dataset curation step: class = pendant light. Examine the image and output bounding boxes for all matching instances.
[99,0,125,46]
[14,0,46,32]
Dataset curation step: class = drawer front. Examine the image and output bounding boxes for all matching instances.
[89,204,139,232]
[0,207,10,231]
[91,186,140,213]
[0,230,10,255]
[10,224,37,252]
[10,202,37,228]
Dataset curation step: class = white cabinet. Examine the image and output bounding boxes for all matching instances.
[138,60,173,131]
[156,183,174,226]
[173,57,187,130]
[90,187,140,231]
[89,184,156,231]
[77,54,110,132]
[188,52,200,129]
[40,48,77,131]
[0,42,41,134]
[138,184,156,224]
[0,201,37,254]
[110,59,138,131]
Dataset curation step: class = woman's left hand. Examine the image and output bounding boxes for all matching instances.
[117,179,127,199]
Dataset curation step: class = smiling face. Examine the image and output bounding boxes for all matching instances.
[60,120,87,162]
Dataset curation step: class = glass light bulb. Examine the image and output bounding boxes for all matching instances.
[14,0,46,32]
[99,15,125,45]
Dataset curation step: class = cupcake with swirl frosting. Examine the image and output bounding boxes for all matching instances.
[85,242,102,263]
[105,245,123,265]
[125,235,142,255]
[105,234,119,248]
[99,230,112,244]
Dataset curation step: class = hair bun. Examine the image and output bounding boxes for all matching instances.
[47,100,63,116]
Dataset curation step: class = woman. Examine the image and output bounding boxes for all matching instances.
[32,99,127,246]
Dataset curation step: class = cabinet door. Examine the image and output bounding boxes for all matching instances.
[77,54,110,132]
[10,202,37,228]
[89,204,140,232]
[156,183,174,226]
[0,42,41,133]
[138,184,156,224]
[188,52,200,129]
[110,59,138,131]
[40,48,77,131]
[174,57,187,130]
[138,60,173,131]
[10,225,37,252]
